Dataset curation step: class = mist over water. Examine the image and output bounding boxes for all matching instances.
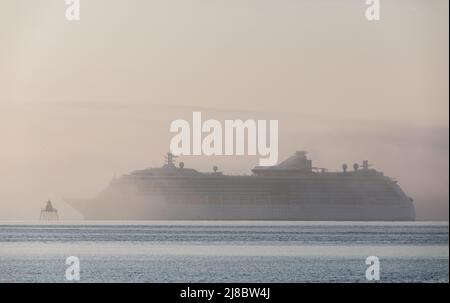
[0,104,448,220]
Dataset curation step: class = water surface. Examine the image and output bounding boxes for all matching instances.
[0,221,448,282]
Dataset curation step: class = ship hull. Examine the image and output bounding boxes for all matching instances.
[67,173,416,221]
[69,199,415,221]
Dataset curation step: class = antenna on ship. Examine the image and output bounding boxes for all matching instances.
[40,200,59,221]
[164,152,178,168]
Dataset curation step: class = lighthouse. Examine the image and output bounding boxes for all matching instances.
[40,200,59,221]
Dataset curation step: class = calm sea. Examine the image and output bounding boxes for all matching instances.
[0,221,448,283]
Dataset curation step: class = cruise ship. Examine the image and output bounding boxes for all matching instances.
[67,151,416,221]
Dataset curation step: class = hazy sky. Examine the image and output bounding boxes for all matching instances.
[0,0,448,220]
